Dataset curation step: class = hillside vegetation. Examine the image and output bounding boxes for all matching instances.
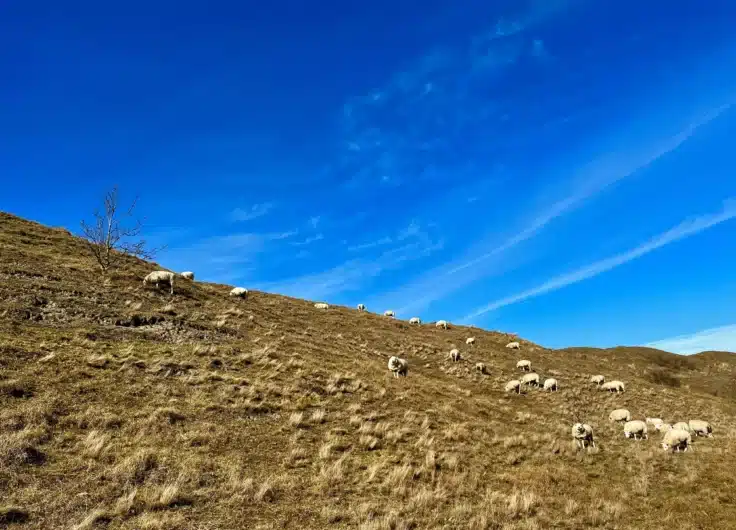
[1,211,736,530]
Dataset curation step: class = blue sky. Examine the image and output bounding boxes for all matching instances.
[2,0,736,353]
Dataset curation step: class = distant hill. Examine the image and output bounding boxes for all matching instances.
[1,211,735,529]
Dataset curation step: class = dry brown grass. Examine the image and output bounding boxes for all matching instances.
[2,211,736,529]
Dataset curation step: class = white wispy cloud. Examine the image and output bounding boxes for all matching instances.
[256,239,444,301]
[368,101,733,316]
[255,222,443,301]
[461,198,736,321]
[335,4,569,191]
[645,324,736,355]
[308,215,321,229]
[230,202,274,222]
[290,234,324,246]
[160,229,297,283]
[348,237,393,252]
[347,220,422,253]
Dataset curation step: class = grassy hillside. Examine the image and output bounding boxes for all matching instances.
[1,211,735,530]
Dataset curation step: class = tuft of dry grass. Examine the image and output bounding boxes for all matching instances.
[82,429,111,458]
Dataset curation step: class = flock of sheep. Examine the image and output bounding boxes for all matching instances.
[141,271,714,454]
[142,270,249,299]
[573,376,714,451]
[374,306,714,454]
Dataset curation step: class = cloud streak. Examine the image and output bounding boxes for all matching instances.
[161,228,297,284]
[461,198,736,321]
[371,100,734,316]
[645,323,736,355]
[230,202,274,222]
[255,222,444,301]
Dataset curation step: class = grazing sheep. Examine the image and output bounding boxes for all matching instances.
[673,422,691,433]
[357,303,366,311]
[661,429,693,452]
[688,420,713,438]
[143,271,175,295]
[466,337,476,346]
[543,378,558,391]
[505,380,522,394]
[600,380,625,393]
[230,287,248,298]
[572,423,595,449]
[516,360,532,372]
[655,423,673,432]
[436,320,448,329]
[180,271,195,280]
[506,341,520,350]
[314,302,329,309]
[646,417,663,426]
[450,348,461,362]
[609,409,631,422]
[521,372,540,387]
[475,362,487,374]
[590,375,605,386]
[623,420,648,440]
[409,317,421,325]
[387,356,408,378]
[384,310,395,318]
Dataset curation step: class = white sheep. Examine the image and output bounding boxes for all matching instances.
[688,420,713,438]
[609,409,631,422]
[435,320,448,329]
[409,317,421,325]
[506,341,520,349]
[516,360,532,372]
[672,422,690,433]
[230,287,248,298]
[600,380,625,393]
[180,271,195,280]
[505,380,522,394]
[475,362,487,374]
[645,417,663,426]
[655,423,673,432]
[384,310,395,318]
[623,420,648,440]
[572,423,595,449]
[590,375,605,386]
[661,429,693,452]
[521,372,540,387]
[357,303,366,311]
[314,302,329,309]
[387,356,408,378]
[450,348,461,362]
[466,337,476,346]
[543,378,558,391]
[143,271,175,295]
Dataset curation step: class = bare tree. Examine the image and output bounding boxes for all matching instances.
[80,186,163,271]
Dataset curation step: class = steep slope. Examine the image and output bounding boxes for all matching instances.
[1,211,735,530]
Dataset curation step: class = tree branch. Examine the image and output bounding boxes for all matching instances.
[79,186,160,272]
